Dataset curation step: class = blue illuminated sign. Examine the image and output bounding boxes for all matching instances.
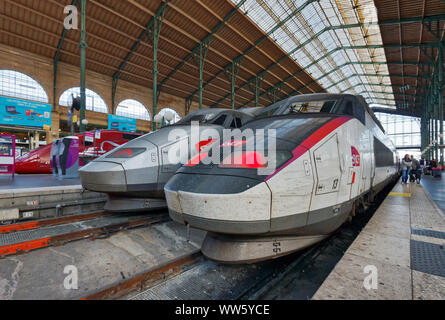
[108,114,136,132]
[0,96,52,129]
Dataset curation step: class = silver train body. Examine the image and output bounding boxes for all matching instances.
[165,94,400,263]
[79,108,254,212]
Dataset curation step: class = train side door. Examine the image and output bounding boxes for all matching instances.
[358,129,372,195]
[369,132,376,188]
[310,134,342,213]
[160,136,189,182]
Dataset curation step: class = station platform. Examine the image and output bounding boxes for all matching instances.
[0,174,81,194]
[314,175,445,300]
[0,174,106,222]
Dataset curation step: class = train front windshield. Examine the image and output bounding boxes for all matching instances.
[254,99,339,119]
[175,111,219,125]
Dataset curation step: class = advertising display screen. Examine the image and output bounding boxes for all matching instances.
[108,114,136,132]
[0,96,52,129]
[0,134,15,175]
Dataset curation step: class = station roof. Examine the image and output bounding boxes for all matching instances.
[0,0,443,117]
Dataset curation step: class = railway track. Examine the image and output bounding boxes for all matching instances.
[110,182,396,301]
[0,211,170,258]
[81,250,204,300]
[0,212,112,234]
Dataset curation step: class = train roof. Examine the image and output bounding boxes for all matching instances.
[256,93,386,134]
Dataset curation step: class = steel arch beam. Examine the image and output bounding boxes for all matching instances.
[111,0,170,113]
[219,42,438,109]
[186,0,318,104]
[157,0,248,95]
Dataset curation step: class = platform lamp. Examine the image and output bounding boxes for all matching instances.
[163,110,174,126]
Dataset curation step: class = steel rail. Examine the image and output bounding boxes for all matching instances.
[81,250,203,300]
[0,212,111,234]
[0,214,169,258]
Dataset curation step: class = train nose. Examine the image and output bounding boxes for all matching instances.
[165,174,271,234]
[79,161,127,193]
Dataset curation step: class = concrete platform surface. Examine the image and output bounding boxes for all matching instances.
[0,175,81,196]
[0,220,205,300]
[421,174,445,214]
[313,180,445,300]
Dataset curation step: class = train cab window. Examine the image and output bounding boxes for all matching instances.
[230,117,243,128]
[84,141,93,147]
[212,115,227,126]
[254,104,281,119]
[336,98,366,125]
[353,100,366,125]
[337,101,354,117]
[287,100,337,114]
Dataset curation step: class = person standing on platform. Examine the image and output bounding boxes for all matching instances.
[420,158,425,174]
[411,155,421,184]
[401,154,412,184]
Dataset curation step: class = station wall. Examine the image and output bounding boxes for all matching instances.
[0,44,204,143]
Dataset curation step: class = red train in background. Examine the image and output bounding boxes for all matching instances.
[15,130,142,174]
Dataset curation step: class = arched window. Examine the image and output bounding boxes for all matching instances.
[156,108,181,124]
[59,87,108,113]
[116,99,151,121]
[0,70,48,103]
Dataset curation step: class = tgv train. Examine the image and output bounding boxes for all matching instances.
[165,93,400,263]
[79,108,255,212]
[15,130,141,174]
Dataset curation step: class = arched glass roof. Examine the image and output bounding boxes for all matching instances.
[232,0,396,108]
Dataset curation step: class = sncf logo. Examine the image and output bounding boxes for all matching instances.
[351,146,361,167]
[221,140,247,148]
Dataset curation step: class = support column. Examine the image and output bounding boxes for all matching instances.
[230,59,242,109]
[111,76,118,114]
[254,75,264,108]
[53,61,58,112]
[198,41,210,110]
[439,45,444,168]
[79,0,88,133]
[152,6,166,131]
[434,71,439,161]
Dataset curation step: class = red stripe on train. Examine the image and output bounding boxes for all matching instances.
[265,116,352,181]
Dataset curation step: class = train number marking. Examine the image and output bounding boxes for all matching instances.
[273,241,281,254]
[332,178,339,190]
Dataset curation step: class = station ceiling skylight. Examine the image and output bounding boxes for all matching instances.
[232,0,396,108]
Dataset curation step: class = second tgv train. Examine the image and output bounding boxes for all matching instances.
[165,93,400,263]
[79,108,255,212]
[15,130,141,174]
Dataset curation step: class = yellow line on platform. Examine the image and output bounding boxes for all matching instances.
[389,192,411,197]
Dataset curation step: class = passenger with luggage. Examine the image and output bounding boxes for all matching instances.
[410,155,421,184]
[401,154,412,184]
[431,159,442,178]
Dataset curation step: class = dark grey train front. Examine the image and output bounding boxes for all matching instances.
[79,108,255,212]
[165,94,399,263]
